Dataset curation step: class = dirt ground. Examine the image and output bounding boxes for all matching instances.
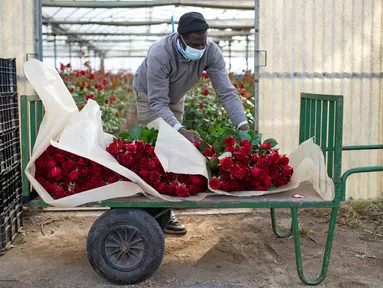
[0,206,382,288]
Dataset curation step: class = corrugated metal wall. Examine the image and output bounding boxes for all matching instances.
[0,0,37,95]
[258,0,383,199]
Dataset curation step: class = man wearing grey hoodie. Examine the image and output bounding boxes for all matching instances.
[133,12,250,235]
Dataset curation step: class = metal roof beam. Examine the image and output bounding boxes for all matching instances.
[42,0,254,10]
[43,31,252,38]
[43,19,255,30]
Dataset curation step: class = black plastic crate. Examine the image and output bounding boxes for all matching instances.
[0,199,23,256]
[0,92,19,133]
[0,58,17,93]
[0,162,22,215]
[0,128,21,172]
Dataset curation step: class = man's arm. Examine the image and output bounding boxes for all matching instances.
[205,44,249,130]
[146,54,180,128]
[147,54,201,141]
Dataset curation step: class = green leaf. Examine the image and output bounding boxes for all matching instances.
[263,138,278,148]
[248,130,255,139]
[220,128,236,140]
[119,132,130,140]
[129,124,142,140]
[199,141,208,152]
[214,143,224,154]
[251,137,262,146]
[207,157,219,170]
[236,130,252,142]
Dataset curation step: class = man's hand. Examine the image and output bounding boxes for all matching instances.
[179,128,202,143]
[238,124,251,131]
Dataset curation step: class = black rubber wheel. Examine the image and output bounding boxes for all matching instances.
[87,209,165,285]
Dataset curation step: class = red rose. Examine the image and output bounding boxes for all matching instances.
[107,176,117,184]
[121,154,135,167]
[49,167,62,180]
[233,83,237,88]
[199,103,204,109]
[177,174,191,185]
[55,153,66,164]
[203,148,214,157]
[240,83,245,89]
[155,182,168,194]
[230,165,247,179]
[274,178,287,187]
[53,187,65,199]
[251,167,263,178]
[269,151,281,163]
[146,146,156,157]
[209,177,221,190]
[150,171,161,182]
[176,185,189,197]
[93,166,102,176]
[135,141,145,151]
[240,91,245,96]
[219,157,233,170]
[35,159,46,170]
[220,180,231,191]
[192,141,200,149]
[251,154,258,163]
[68,170,79,181]
[229,178,240,191]
[138,169,149,179]
[282,166,294,177]
[257,156,270,168]
[86,94,94,100]
[224,136,236,147]
[225,146,235,154]
[127,143,137,154]
[240,140,251,148]
[263,178,272,189]
[191,175,203,187]
[47,159,57,169]
[188,185,200,196]
[203,88,209,96]
[239,145,252,157]
[169,181,179,196]
[260,142,271,150]
[62,160,76,173]
[268,163,280,179]
[45,181,57,193]
[201,71,208,78]
[102,79,108,85]
[148,159,156,170]
[280,156,289,166]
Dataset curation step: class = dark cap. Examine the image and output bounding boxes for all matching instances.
[177,12,209,35]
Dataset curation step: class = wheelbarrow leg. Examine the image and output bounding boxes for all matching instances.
[291,207,338,285]
[270,208,293,238]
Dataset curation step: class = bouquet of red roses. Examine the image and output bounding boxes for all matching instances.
[193,127,294,192]
[107,125,207,197]
[34,145,129,199]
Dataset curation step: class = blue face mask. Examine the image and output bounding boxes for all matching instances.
[177,35,205,61]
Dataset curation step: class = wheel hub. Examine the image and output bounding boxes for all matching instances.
[102,225,147,272]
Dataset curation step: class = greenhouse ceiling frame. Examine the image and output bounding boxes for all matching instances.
[39,0,260,131]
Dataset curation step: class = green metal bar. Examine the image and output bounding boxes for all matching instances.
[299,97,307,144]
[333,98,344,202]
[301,93,343,102]
[27,199,339,209]
[29,101,37,150]
[304,99,310,141]
[342,145,383,150]
[315,100,322,146]
[341,166,383,201]
[20,96,31,198]
[36,100,43,129]
[327,101,335,178]
[310,99,316,139]
[270,208,292,238]
[321,101,328,155]
[291,207,338,285]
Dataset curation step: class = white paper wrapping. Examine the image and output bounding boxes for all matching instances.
[24,59,334,208]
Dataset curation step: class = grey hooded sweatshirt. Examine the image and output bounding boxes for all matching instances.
[133,32,248,129]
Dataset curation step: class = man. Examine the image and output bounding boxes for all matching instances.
[133,12,250,235]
